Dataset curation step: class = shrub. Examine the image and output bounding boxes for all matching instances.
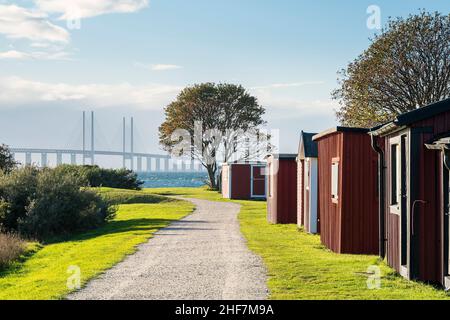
[18,168,116,239]
[55,165,143,190]
[0,144,17,174]
[0,166,39,231]
[0,232,25,268]
[0,167,115,240]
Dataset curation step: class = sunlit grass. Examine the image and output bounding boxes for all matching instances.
[2,186,447,300]
[0,189,193,300]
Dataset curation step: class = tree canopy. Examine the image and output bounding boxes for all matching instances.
[333,11,450,127]
[159,83,267,188]
[0,145,16,174]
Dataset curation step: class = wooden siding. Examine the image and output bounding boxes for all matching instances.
[267,157,278,224]
[316,131,379,254]
[382,109,450,285]
[383,135,400,273]
[230,164,251,199]
[222,164,266,200]
[277,159,297,224]
[252,166,266,196]
[411,114,446,283]
[317,132,343,253]
[221,165,230,199]
[341,132,379,254]
[297,159,305,227]
[267,156,297,224]
[387,213,400,271]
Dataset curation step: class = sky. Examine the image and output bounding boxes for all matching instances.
[0,0,448,167]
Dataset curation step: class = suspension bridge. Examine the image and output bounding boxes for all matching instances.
[10,111,204,173]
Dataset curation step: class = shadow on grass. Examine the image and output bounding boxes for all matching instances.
[152,191,189,196]
[0,217,180,278]
[100,193,175,205]
[0,243,42,278]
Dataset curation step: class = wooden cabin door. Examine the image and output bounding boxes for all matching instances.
[389,135,409,278]
[251,165,266,198]
[443,158,450,289]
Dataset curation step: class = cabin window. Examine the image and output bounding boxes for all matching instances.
[305,160,310,190]
[331,158,339,202]
[390,144,400,206]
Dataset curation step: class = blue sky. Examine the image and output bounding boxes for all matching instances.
[0,0,448,167]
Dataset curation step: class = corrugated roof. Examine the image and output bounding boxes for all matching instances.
[266,153,297,160]
[371,98,450,136]
[222,161,266,166]
[312,126,369,141]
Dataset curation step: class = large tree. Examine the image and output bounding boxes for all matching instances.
[333,11,450,127]
[159,83,267,189]
[0,144,16,174]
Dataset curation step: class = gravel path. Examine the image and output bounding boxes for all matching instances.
[68,198,268,300]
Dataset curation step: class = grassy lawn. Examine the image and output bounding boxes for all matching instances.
[0,190,193,300]
[146,187,450,300]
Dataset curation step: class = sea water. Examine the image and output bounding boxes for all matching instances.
[137,172,208,188]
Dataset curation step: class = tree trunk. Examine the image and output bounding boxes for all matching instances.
[206,165,217,190]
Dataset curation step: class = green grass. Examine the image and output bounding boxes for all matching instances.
[146,187,450,300]
[95,187,171,205]
[0,189,193,300]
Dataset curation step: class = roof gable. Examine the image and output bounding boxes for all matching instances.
[371,98,450,136]
[298,131,318,159]
[312,126,369,141]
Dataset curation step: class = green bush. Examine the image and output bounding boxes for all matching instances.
[0,167,115,240]
[0,166,39,231]
[0,144,17,174]
[19,169,115,239]
[54,165,143,190]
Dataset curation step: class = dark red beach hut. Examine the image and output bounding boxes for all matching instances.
[312,127,379,254]
[221,162,266,200]
[370,98,450,288]
[266,154,297,224]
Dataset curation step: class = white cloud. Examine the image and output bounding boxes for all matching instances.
[151,64,182,71]
[0,76,182,109]
[134,62,183,71]
[35,0,149,20]
[0,4,69,43]
[247,80,335,116]
[0,50,30,59]
[30,42,52,48]
[0,49,71,60]
[249,84,336,117]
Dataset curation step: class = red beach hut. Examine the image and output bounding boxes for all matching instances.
[266,154,297,224]
[371,98,450,287]
[312,127,379,254]
[221,162,266,200]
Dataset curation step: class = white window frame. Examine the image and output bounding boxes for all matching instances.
[331,157,339,203]
[305,159,310,191]
[250,164,267,198]
[389,137,402,215]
